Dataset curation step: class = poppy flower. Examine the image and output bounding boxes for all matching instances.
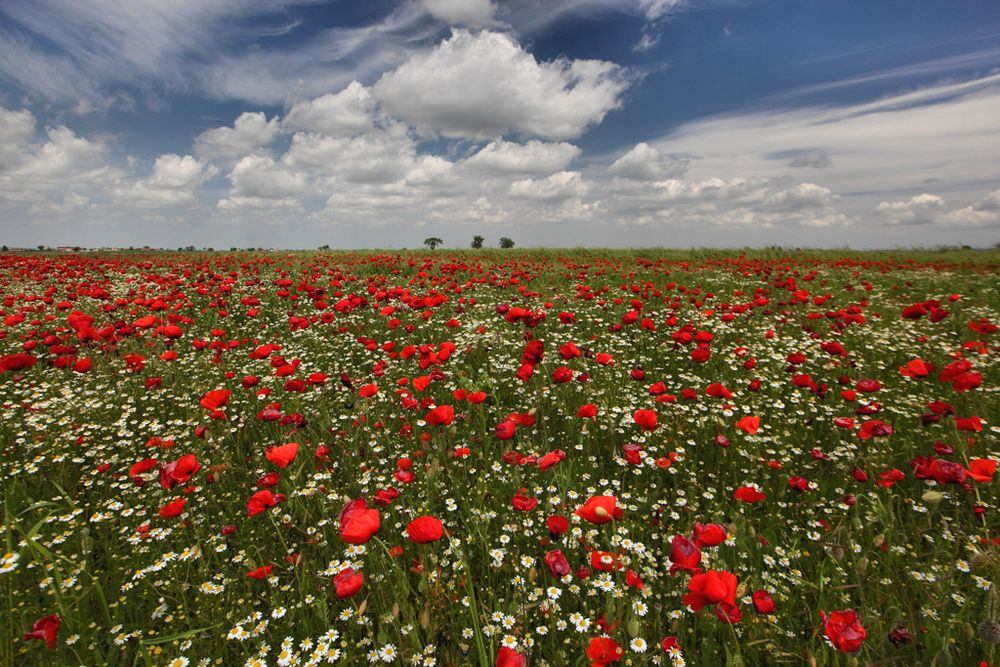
[591,550,622,571]
[339,498,381,543]
[246,564,273,580]
[0,353,37,372]
[159,453,201,489]
[406,515,444,543]
[692,523,727,547]
[424,404,455,426]
[752,590,776,614]
[633,409,658,431]
[544,549,571,578]
[733,486,766,503]
[496,647,527,667]
[586,637,623,666]
[547,515,569,536]
[575,495,622,524]
[683,569,738,612]
[858,420,892,439]
[968,459,997,483]
[668,534,701,575]
[265,442,299,469]
[23,613,60,649]
[158,497,187,518]
[333,567,364,598]
[199,389,231,410]
[512,489,538,511]
[735,416,760,434]
[247,489,282,517]
[495,420,517,440]
[537,449,566,471]
[821,609,867,654]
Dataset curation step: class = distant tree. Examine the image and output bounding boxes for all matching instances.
[471,235,485,249]
[318,244,331,250]
[37,245,46,251]
[424,237,444,250]
[499,237,515,249]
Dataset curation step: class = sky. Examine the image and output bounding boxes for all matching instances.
[1,0,999,249]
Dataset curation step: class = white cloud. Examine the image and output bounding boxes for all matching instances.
[941,188,1000,227]
[650,74,1000,218]
[372,30,631,140]
[637,0,682,21]
[509,170,588,202]
[0,107,36,146]
[422,0,495,26]
[875,193,945,226]
[119,154,217,206]
[282,81,377,137]
[464,140,581,174]
[217,154,308,209]
[194,112,280,161]
[609,142,687,181]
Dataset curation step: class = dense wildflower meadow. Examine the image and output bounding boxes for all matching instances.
[2,248,999,667]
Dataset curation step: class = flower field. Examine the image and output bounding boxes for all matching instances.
[1,248,999,667]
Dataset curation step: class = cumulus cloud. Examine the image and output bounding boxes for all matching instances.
[373,30,631,140]
[609,142,688,181]
[464,140,581,174]
[282,81,377,137]
[0,119,119,208]
[875,193,945,225]
[118,154,217,206]
[218,154,308,209]
[509,171,589,202]
[422,0,495,26]
[195,112,280,161]
[941,188,1000,227]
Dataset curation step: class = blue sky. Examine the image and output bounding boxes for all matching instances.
[1,0,999,249]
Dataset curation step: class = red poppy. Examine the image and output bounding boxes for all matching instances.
[424,404,455,426]
[683,569,738,612]
[160,453,201,489]
[668,534,701,575]
[0,353,37,372]
[512,489,538,511]
[586,637,623,666]
[265,442,299,469]
[590,550,622,571]
[23,613,60,649]
[495,420,517,440]
[158,497,187,518]
[752,590,776,614]
[733,486,766,503]
[339,498,381,543]
[333,567,364,598]
[692,522,727,547]
[821,609,867,654]
[633,409,658,431]
[496,647,527,667]
[544,549,571,578]
[247,489,282,517]
[246,564,273,580]
[575,495,622,524]
[537,449,566,471]
[547,515,569,536]
[199,389,231,410]
[735,415,760,434]
[406,515,444,543]
[968,459,997,483]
